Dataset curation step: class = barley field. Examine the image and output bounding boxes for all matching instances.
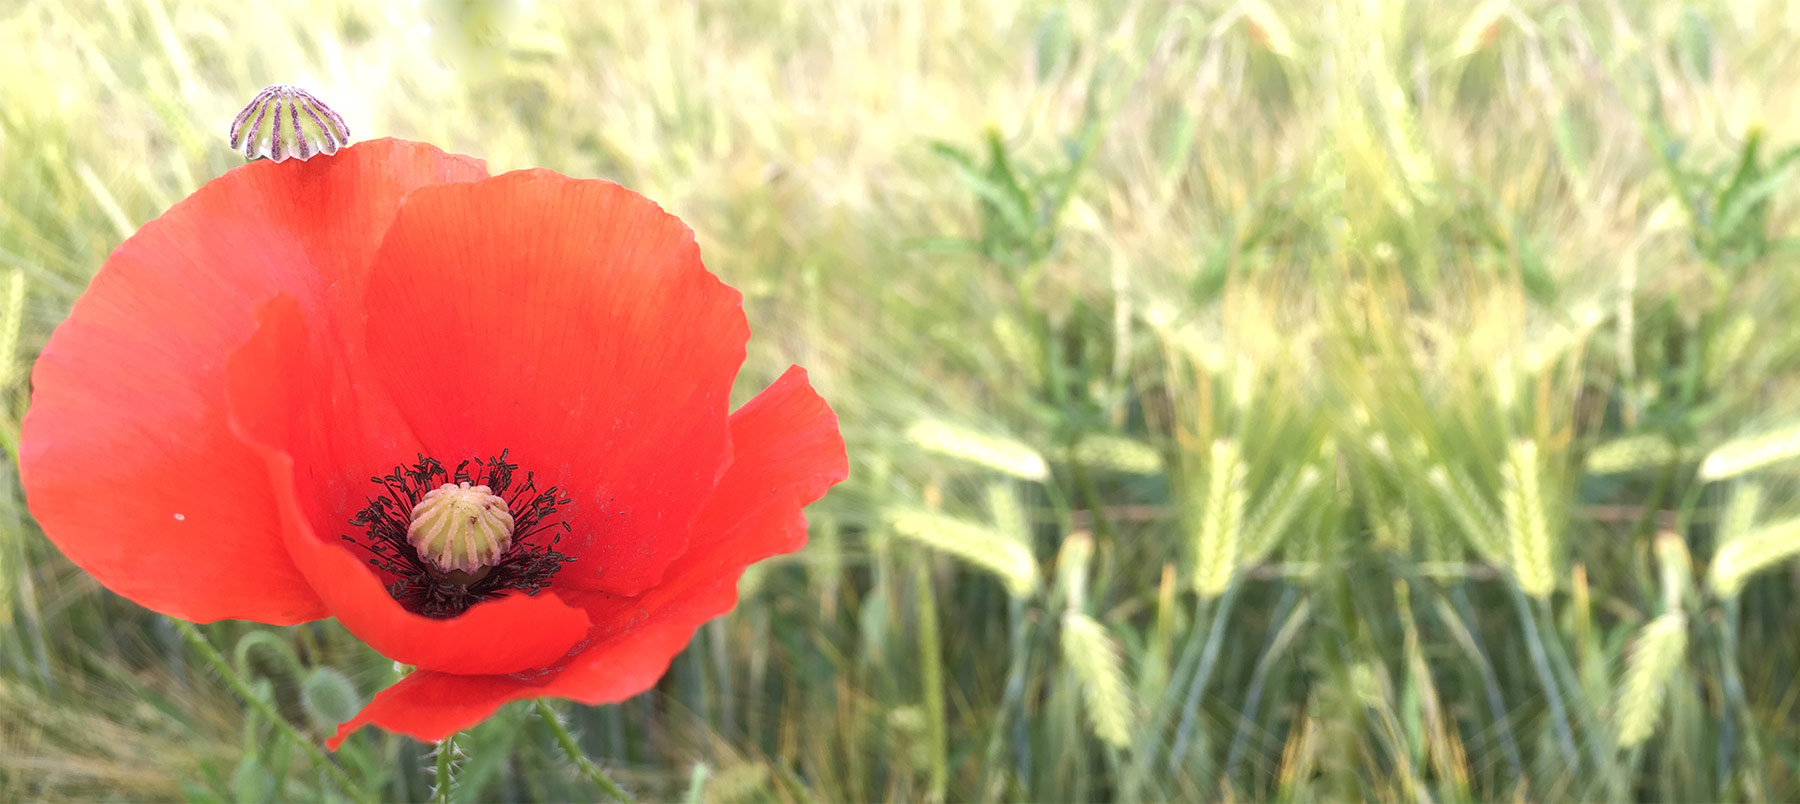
[3,1,1799,801]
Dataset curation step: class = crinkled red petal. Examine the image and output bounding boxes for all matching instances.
[20,140,486,623]
[227,294,592,675]
[327,367,846,747]
[357,170,748,596]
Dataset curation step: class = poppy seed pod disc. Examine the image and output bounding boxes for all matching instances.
[407,482,514,574]
[227,84,351,162]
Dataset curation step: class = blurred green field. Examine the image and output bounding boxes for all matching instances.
[4,0,1800,801]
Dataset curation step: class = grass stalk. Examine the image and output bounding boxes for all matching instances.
[1506,584,1578,769]
[914,563,949,802]
[1224,587,1304,779]
[1168,577,1244,775]
[1445,586,1524,781]
[1714,598,1767,800]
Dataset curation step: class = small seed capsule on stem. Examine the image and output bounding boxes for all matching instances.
[228,84,351,162]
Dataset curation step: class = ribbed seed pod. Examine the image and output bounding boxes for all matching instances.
[228,84,351,162]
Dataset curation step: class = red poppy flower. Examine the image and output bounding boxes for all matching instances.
[20,138,847,747]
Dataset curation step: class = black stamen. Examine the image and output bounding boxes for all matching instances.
[343,450,575,619]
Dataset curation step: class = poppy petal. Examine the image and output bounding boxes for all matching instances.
[326,367,845,746]
[227,294,591,675]
[657,366,849,574]
[357,170,748,596]
[20,140,486,623]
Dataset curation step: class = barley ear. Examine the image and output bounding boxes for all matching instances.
[1192,439,1246,599]
[1060,611,1134,748]
[883,507,1041,598]
[1615,613,1688,748]
[906,419,1049,481]
[1503,441,1555,599]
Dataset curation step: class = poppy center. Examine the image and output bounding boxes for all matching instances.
[343,451,575,619]
[407,482,514,578]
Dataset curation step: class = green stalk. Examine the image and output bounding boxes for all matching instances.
[685,763,710,804]
[1631,456,1679,547]
[1447,586,1523,780]
[1507,584,1577,768]
[534,699,633,803]
[1533,594,1624,797]
[980,598,1034,799]
[1716,598,1767,800]
[1169,577,1244,775]
[170,619,362,801]
[1123,592,1208,799]
[431,733,457,804]
[1224,587,1302,778]
[1069,452,1117,544]
[916,562,949,802]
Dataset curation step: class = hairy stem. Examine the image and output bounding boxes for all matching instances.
[170,620,363,801]
[535,699,633,803]
[431,733,457,804]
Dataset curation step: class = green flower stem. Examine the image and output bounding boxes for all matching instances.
[432,734,457,804]
[534,699,632,803]
[170,619,362,800]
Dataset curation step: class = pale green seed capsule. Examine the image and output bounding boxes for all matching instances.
[407,482,514,575]
[228,84,351,162]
